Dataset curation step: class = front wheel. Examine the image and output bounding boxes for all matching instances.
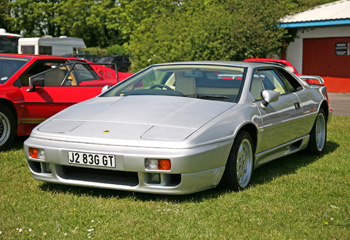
[0,105,16,150]
[220,131,254,191]
[307,109,327,154]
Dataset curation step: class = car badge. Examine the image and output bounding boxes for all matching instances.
[103,130,110,133]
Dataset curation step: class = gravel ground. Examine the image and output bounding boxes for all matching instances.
[328,93,350,117]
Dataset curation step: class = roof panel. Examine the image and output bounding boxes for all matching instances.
[282,0,350,23]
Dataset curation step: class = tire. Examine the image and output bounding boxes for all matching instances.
[307,109,327,154]
[220,131,255,191]
[0,105,16,150]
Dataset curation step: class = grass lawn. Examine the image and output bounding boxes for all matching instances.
[0,116,349,239]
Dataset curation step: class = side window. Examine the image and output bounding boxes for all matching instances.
[250,72,264,101]
[17,60,67,86]
[275,68,303,92]
[257,69,288,95]
[72,64,99,83]
[44,65,81,86]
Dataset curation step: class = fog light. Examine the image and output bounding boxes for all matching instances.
[41,162,52,173]
[145,159,158,170]
[29,147,45,160]
[147,173,161,184]
[145,159,171,170]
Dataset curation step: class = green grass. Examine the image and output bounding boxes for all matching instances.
[0,116,349,239]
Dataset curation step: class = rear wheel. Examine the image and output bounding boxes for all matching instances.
[0,105,16,150]
[221,131,254,191]
[307,109,327,154]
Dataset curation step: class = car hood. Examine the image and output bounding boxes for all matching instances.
[35,95,235,147]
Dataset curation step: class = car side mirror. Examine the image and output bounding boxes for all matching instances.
[261,90,279,109]
[27,75,45,92]
[101,85,112,94]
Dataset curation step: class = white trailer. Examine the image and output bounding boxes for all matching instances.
[0,28,21,53]
[18,36,86,56]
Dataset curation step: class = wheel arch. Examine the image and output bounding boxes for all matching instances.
[319,100,330,122]
[236,123,258,153]
[219,123,257,190]
[0,98,18,121]
[0,98,18,148]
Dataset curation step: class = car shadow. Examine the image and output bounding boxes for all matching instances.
[250,141,339,187]
[39,141,339,203]
[2,136,28,151]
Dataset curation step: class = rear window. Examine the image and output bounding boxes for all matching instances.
[98,57,114,63]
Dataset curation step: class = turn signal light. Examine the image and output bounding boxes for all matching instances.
[29,148,38,158]
[158,159,171,170]
[29,147,45,160]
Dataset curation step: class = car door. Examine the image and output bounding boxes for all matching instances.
[274,67,318,138]
[16,60,116,126]
[250,68,303,152]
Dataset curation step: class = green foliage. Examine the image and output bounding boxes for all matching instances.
[105,44,129,56]
[5,0,60,37]
[1,0,339,68]
[84,44,129,57]
[127,0,294,70]
[116,0,179,41]
[0,0,11,32]
[53,0,122,47]
[83,47,107,56]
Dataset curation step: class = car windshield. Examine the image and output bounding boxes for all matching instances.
[0,56,29,84]
[102,64,246,102]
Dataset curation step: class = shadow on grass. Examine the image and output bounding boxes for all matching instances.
[40,181,227,203]
[39,141,339,203]
[251,141,339,186]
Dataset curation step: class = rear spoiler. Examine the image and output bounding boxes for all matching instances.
[299,75,324,84]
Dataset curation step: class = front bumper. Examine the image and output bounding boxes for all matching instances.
[24,137,232,195]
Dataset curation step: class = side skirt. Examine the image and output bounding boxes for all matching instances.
[254,135,310,169]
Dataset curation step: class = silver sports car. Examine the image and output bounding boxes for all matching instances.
[24,61,331,195]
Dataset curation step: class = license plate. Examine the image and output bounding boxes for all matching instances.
[68,151,116,168]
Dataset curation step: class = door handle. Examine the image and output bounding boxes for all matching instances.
[294,102,301,110]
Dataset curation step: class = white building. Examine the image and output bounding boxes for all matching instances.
[280,0,350,92]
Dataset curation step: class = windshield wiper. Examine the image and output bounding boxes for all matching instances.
[198,95,230,100]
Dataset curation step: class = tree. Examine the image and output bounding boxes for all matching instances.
[127,0,293,70]
[5,0,60,36]
[115,0,182,42]
[3,0,123,47]
[0,0,12,32]
[1,0,339,55]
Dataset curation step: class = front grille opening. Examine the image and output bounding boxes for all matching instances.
[145,173,181,186]
[60,165,139,186]
[166,174,181,186]
[28,160,41,173]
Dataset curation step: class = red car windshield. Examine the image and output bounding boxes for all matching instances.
[0,56,30,84]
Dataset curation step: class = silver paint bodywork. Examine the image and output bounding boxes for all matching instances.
[24,61,331,194]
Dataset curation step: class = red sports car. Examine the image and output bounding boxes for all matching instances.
[0,53,133,149]
[244,58,299,74]
[244,58,324,85]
